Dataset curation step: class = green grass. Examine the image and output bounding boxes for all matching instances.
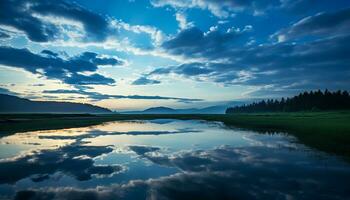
[1,111,350,158]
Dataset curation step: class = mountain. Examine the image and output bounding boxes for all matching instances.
[194,105,228,114]
[122,103,244,114]
[0,94,112,113]
[142,107,177,114]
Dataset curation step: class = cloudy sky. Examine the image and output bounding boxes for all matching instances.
[0,0,349,111]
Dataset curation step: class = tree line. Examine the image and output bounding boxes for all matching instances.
[226,90,350,113]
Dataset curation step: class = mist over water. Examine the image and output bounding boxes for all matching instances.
[0,120,349,200]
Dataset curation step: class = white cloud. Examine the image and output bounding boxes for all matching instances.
[175,12,194,30]
[111,19,165,45]
[151,0,280,18]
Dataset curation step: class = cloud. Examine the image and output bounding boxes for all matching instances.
[0,0,110,42]
[128,146,161,155]
[0,46,123,85]
[64,74,115,85]
[151,0,332,18]
[43,89,203,102]
[112,20,165,45]
[0,31,10,39]
[150,63,215,77]
[38,128,200,141]
[175,12,193,30]
[161,26,250,59]
[146,19,350,95]
[169,35,349,87]
[132,76,161,85]
[12,145,350,200]
[0,142,123,184]
[146,61,261,86]
[30,83,46,87]
[151,0,281,18]
[275,7,350,41]
[41,50,59,57]
[0,87,19,96]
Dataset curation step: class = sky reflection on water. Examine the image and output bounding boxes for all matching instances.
[0,120,349,200]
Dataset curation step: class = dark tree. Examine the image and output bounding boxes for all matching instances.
[226,90,350,114]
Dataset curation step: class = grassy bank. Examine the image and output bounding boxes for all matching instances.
[1,112,350,158]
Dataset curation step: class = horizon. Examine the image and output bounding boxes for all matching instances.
[1,0,350,111]
[1,92,244,112]
[2,89,347,113]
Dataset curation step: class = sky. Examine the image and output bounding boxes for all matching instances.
[0,0,350,111]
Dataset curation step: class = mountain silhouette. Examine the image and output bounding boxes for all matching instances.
[122,103,244,114]
[143,107,177,114]
[0,94,112,113]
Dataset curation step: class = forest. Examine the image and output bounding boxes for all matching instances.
[226,90,350,113]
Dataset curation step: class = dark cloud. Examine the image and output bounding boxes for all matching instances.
[277,7,350,41]
[132,76,161,85]
[149,63,215,77]
[64,74,115,85]
[147,14,350,95]
[128,145,215,170]
[0,46,123,85]
[43,89,203,102]
[162,26,248,57]
[148,62,248,85]
[77,52,124,66]
[0,31,10,39]
[0,0,110,42]
[30,83,45,87]
[0,142,123,184]
[128,146,161,155]
[41,50,59,57]
[14,181,149,200]
[0,87,19,96]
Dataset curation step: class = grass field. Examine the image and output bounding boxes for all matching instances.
[1,111,350,159]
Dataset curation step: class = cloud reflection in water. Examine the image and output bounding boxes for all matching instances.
[0,120,349,200]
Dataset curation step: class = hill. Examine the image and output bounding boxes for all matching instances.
[142,107,177,114]
[0,94,112,113]
[122,104,243,114]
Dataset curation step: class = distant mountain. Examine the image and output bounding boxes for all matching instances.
[0,94,112,113]
[142,107,177,114]
[196,105,228,114]
[122,103,244,114]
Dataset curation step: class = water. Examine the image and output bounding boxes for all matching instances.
[0,119,349,200]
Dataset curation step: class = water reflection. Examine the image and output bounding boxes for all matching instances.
[0,120,349,200]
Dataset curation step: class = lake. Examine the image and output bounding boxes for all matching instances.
[0,119,349,200]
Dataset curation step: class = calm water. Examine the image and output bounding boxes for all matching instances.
[0,119,349,200]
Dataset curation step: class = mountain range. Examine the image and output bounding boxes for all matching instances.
[122,103,244,114]
[0,94,112,113]
[0,93,245,114]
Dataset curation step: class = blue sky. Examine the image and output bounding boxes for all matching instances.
[0,0,350,111]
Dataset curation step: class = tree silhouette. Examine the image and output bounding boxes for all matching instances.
[226,90,350,113]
